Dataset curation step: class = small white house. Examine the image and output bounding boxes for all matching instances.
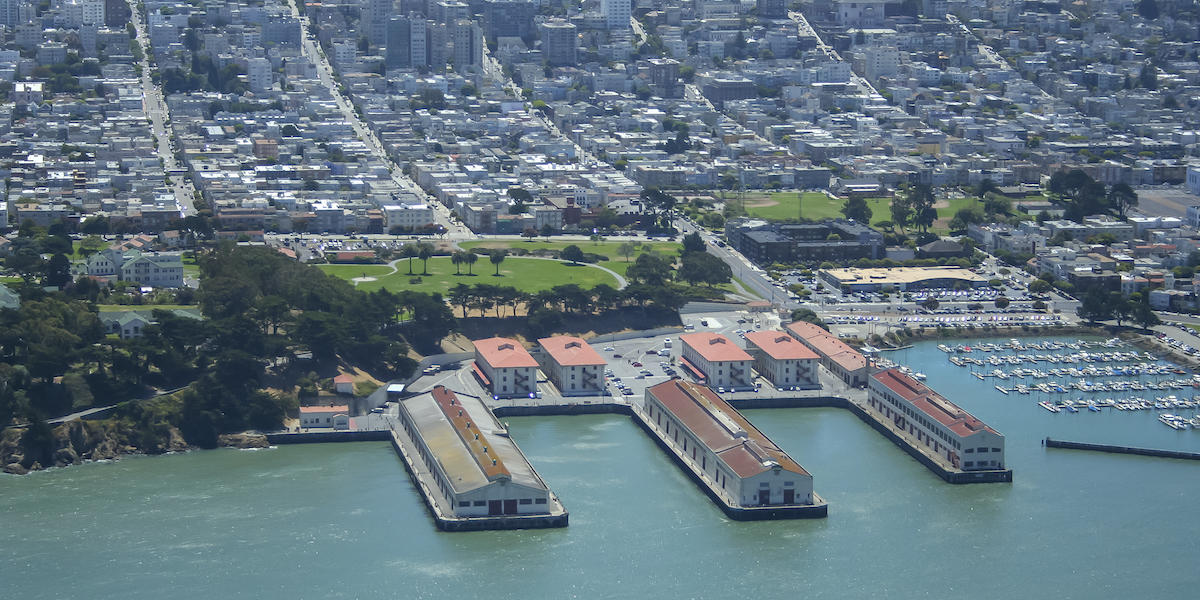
[334,374,356,395]
[300,405,350,430]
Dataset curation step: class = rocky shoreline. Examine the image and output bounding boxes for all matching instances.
[1,420,270,475]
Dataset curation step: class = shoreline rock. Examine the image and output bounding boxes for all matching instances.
[217,433,270,449]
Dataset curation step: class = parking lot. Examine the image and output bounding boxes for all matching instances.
[402,310,827,407]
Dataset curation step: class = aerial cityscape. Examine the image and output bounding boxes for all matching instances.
[2,0,1200,597]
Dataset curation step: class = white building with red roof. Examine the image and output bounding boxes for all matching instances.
[679,332,755,390]
[868,368,1005,471]
[743,331,819,389]
[473,337,539,398]
[785,321,869,387]
[537,336,606,396]
[299,404,350,429]
[644,380,815,507]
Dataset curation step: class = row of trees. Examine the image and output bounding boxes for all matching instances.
[1076,289,1160,329]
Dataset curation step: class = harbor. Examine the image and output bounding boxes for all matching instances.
[937,338,1200,431]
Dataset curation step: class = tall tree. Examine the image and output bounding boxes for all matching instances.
[626,252,673,285]
[1107,183,1138,219]
[840,196,873,223]
[561,245,585,265]
[464,251,478,275]
[681,231,705,254]
[401,244,418,275]
[451,250,465,275]
[489,249,507,275]
[617,242,637,262]
[417,242,433,275]
[678,252,732,286]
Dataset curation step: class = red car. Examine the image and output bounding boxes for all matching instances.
[632,361,643,367]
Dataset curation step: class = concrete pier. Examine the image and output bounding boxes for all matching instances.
[1045,438,1200,461]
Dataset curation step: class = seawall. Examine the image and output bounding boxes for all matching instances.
[1044,438,1200,461]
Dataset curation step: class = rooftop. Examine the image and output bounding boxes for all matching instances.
[647,380,810,479]
[299,405,349,414]
[474,337,539,368]
[400,386,548,494]
[680,332,753,363]
[743,331,820,360]
[538,336,606,367]
[821,266,986,286]
[785,322,867,371]
[871,369,1000,438]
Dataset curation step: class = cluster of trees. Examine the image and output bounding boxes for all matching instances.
[3,221,75,288]
[890,184,939,233]
[1047,169,1138,221]
[948,180,1015,232]
[640,188,678,234]
[1077,288,1160,329]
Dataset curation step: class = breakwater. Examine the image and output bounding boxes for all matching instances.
[1044,438,1200,461]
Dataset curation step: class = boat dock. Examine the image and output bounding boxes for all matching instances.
[1044,438,1200,461]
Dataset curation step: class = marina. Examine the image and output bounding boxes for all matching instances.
[939,338,1200,431]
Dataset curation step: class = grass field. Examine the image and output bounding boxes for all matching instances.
[316,264,395,280]
[740,192,984,233]
[328,256,620,295]
[458,240,681,277]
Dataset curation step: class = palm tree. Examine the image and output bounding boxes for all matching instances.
[465,251,478,275]
[417,242,433,275]
[489,249,506,275]
[451,251,464,275]
[401,244,418,275]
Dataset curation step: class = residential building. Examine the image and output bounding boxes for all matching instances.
[679,332,755,390]
[643,379,815,507]
[473,337,539,398]
[742,331,819,389]
[394,385,551,516]
[601,0,630,30]
[0,283,20,310]
[785,321,868,387]
[87,249,185,288]
[868,368,1006,471]
[382,203,435,231]
[540,19,577,67]
[537,336,605,396]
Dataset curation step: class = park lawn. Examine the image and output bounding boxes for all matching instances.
[349,256,619,295]
[0,276,21,284]
[746,191,984,233]
[316,264,395,280]
[458,240,681,277]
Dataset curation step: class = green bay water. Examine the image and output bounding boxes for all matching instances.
[3,336,1200,599]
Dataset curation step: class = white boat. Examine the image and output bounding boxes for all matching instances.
[1039,401,1060,413]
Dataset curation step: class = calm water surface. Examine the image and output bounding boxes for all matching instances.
[3,336,1199,599]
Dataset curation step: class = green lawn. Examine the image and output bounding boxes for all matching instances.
[334,256,620,295]
[316,264,395,279]
[0,276,21,284]
[742,192,983,233]
[458,240,681,277]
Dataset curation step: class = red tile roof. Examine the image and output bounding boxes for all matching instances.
[538,336,606,367]
[431,386,509,481]
[333,374,355,384]
[743,331,819,360]
[871,368,999,438]
[785,322,867,372]
[680,332,753,363]
[647,380,809,478]
[474,337,538,368]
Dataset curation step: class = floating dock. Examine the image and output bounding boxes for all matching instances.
[1044,438,1200,461]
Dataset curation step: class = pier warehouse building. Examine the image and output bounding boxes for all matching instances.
[743,331,819,389]
[644,380,815,507]
[395,386,552,517]
[679,332,755,390]
[536,336,606,396]
[473,337,539,398]
[868,368,1006,471]
[786,321,868,387]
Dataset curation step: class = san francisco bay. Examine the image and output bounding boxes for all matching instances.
[3,336,1199,599]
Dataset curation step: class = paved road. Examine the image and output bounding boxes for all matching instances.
[286,0,468,237]
[128,0,198,217]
